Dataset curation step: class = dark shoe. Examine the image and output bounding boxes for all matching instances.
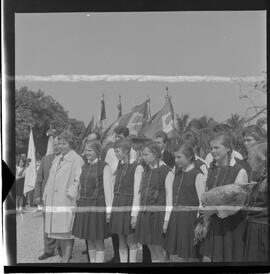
[57,247,62,257]
[38,253,54,260]
[81,249,88,255]
[106,256,120,263]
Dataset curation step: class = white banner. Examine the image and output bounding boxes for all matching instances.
[23,128,37,195]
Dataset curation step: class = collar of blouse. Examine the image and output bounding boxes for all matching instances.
[87,158,98,165]
[149,160,166,169]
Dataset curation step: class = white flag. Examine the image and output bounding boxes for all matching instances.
[23,128,37,195]
[46,135,54,155]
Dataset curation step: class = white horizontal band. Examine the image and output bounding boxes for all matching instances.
[13,74,265,83]
[5,205,267,215]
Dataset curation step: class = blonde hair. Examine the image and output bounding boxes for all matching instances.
[59,130,75,148]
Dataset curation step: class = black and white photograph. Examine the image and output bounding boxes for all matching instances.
[2,1,268,272]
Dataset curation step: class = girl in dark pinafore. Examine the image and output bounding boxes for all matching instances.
[200,133,248,262]
[108,138,143,262]
[132,142,174,262]
[243,142,268,262]
[165,143,206,262]
[72,141,113,263]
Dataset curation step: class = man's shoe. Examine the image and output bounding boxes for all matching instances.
[56,247,63,257]
[38,253,54,260]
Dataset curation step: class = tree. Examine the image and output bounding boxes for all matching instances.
[226,113,245,131]
[69,118,86,149]
[175,113,190,136]
[239,76,267,125]
[196,127,214,159]
[16,86,70,157]
[187,115,217,132]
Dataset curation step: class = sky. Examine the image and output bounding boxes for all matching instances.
[15,11,266,126]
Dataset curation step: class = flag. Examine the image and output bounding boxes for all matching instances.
[117,95,122,119]
[45,136,54,155]
[99,94,106,129]
[139,96,176,139]
[77,116,94,154]
[94,94,107,133]
[101,95,122,140]
[67,121,72,134]
[101,120,117,142]
[23,127,37,195]
[45,126,56,155]
[102,99,150,140]
[118,99,150,136]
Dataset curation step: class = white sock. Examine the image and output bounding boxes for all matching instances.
[129,248,137,263]
[88,249,96,263]
[96,251,104,263]
[119,248,128,263]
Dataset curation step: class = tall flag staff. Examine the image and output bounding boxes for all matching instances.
[165,85,175,122]
[117,95,122,119]
[147,95,151,122]
[95,94,107,133]
[100,93,106,130]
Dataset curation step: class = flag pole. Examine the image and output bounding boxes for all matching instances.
[147,95,151,120]
[117,94,122,119]
[165,85,170,100]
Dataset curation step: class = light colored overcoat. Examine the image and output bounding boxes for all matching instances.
[43,150,84,234]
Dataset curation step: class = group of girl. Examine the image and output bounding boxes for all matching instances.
[42,125,267,263]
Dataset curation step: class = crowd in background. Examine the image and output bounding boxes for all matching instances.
[15,122,268,263]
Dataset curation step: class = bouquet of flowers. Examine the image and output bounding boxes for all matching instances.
[201,183,251,207]
[193,183,256,245]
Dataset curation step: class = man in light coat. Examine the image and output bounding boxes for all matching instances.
[42,130,84,262]
[33,138,62,260]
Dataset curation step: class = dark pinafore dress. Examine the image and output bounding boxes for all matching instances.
[243,173,268,262]
[72,160,108,241]
[200,162,247,262]
[135,164,170,246]
[165,167,202,258]
[108,162,138,236]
